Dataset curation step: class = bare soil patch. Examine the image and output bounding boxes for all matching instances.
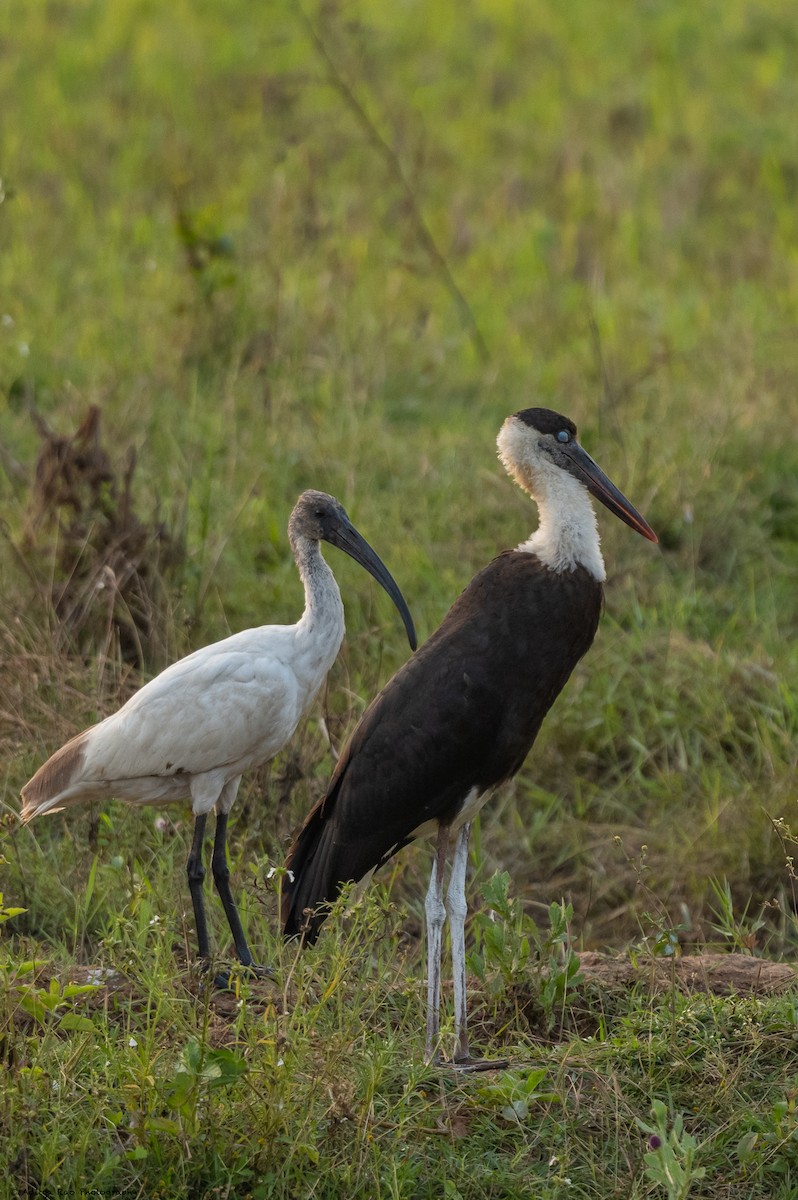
[578,950,797,995]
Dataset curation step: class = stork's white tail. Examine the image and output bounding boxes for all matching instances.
[20,732,91,822]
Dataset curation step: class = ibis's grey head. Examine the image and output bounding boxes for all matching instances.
[289,490,417,650]
[497,408,657,578]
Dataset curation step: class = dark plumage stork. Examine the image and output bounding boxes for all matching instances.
[282,410,657,1066]
[21,491,416,986]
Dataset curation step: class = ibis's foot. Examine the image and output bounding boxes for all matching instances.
[239,961,274,980]
[213,961,275,991]
[194,958,274,991]
[212,970,238,991]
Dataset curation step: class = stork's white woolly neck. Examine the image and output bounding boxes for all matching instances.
[497,418,607,582]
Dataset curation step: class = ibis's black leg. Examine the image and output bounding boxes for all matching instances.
[211,812,272,983]
[211,811,255,966]
[187,813,211,963]
[424,823,449,1065]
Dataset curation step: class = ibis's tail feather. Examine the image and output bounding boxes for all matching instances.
[20,731,91,823]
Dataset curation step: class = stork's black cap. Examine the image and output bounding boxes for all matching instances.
[513,408,578,438]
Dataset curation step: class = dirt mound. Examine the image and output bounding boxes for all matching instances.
[578,950,796,995]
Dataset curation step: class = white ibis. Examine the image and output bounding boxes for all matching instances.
[21,490,417,985]
[282,409,657,1067]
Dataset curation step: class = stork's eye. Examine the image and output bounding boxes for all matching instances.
[557,429,571,443]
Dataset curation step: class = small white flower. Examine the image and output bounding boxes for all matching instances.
[148,915,160,926]
[1,314,13,327]
[266,866,295,883]
[128,1036,138,1048]
[154,817,169,833]
[18,342,29,357]
[276,1058,284,1068]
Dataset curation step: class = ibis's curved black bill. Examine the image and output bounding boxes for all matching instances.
[563,442,658,543]
[326,522,418,650]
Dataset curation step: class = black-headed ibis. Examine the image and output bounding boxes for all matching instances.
[22,490,416,985]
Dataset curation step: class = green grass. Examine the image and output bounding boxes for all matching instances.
[1,0,798,1194]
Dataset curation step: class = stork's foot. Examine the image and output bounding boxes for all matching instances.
[425,1048,511,1073]
[452,1054,511,1073]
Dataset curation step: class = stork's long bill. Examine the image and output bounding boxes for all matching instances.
[562,441,658,543]
[327,520,418,650]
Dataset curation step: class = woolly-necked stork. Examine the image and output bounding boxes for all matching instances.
[21,490,416,984]
[282,410,657,1066]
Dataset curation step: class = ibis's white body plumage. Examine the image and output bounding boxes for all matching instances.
[21,540,345,821]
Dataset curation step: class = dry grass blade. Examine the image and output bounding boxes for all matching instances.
[18,406,183,668]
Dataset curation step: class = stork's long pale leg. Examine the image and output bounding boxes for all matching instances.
[186,813,211,962]
[424,824,449,1064]
[446,822,471,1064]
[446,821,510,1072]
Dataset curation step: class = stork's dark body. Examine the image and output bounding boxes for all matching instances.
[282,550,602,940]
